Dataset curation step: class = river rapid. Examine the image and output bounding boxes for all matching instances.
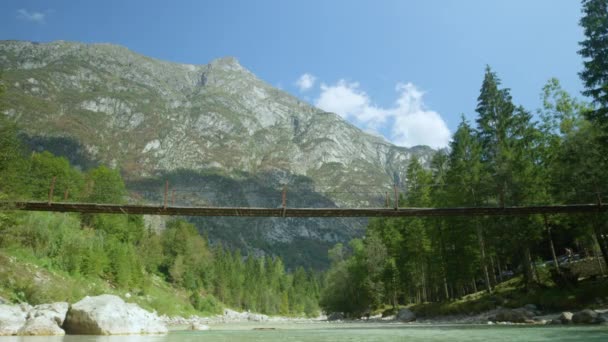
[0,322,607,342]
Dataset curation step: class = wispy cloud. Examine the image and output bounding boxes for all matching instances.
[16,9,47,23]
[295,73,316,92]
[315,80,451,148]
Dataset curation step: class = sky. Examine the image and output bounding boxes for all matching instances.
[1,0,585,148]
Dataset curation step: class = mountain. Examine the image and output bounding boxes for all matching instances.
[0,40,435,268]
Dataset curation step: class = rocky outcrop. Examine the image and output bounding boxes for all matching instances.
[559,311,573,324]
[396,308,416,322]
[0,40,437,269]
[18,316,65,336]
[18,302,68,336]
[220,308,269,322]
[571,309,599,324]
[327,312,345,321]
[0,304,29,335]
[190,322,210,331]
[490,308,534,323]
[63,295,167,335]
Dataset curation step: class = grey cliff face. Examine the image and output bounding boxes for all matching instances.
[0,40,435,268]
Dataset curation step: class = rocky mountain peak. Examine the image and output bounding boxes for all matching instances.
[0,40,437,268]
[208,56,243,71]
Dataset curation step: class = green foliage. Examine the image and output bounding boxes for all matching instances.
[321,65,608,316]
[579,0,608,127]
[0,120,320,316]
[84,165,127,204]
[190,292,223,314]
[28,151,84,201]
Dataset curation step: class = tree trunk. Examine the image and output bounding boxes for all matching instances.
[593,218,608,267]
[422,270,427,303]
[437,223,450,301]
[532,257,541,283]
[471,278,478,293]
[522,247,535,288]
[593,238,605,276]
[497,257,504,283]
[545,216,560,272]
[476,222,492,293]
[489,255,498,286]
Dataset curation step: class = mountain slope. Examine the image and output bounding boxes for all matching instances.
[0,40,435,268]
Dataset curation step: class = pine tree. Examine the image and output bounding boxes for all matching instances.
[579,0,608,127]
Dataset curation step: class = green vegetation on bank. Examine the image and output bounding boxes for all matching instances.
[320,0,608,317]
[0,102,321,317]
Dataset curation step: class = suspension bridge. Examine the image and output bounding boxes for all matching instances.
[2,177,606,218]
[4,200,607,217]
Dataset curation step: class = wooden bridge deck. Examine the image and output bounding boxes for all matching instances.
[3,201,606,217]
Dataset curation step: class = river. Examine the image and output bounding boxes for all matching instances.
[1,322,607,341]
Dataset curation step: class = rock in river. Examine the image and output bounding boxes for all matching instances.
[64,295,167,335]
[0,304,29,336]
[18,302,68,336]
[396,308,416,322]
[571,309,599,324]
[559,311,573,324]
[491,308,534,323]
[327,312,345,321]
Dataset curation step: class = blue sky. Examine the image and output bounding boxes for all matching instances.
[2,0,585,148]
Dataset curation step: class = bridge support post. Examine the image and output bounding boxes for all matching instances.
[48,176,56,205]
[393,184,398,210]
[282,185,287,217]
[385,191,389,208]
[164,180,169,210]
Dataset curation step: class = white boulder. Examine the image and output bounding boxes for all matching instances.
[64,295,167,335]
[0,304,29,336]
[18,302,69,336]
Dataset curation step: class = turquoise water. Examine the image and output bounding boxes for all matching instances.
[1,323,607,341]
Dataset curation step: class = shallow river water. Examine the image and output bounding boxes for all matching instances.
[1,322,607,342]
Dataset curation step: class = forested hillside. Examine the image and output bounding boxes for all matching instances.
[319,0,608,317]
[0,106,320,317]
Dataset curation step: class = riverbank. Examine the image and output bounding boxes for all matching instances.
[2,293,607,337]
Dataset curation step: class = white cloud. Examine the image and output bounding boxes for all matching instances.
[314,80,450,148]
[16,9,46,23]
[315,80,389,129]
[295,73,316,92]
[391,83,451,148]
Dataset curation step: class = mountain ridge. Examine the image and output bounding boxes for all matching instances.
[0,40,436,268]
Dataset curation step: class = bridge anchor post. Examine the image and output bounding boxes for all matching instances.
[48,176,56,205]
[282,185,287,218]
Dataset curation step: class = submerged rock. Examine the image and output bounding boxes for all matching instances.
[63,295,167,335]
[396,309,416,322]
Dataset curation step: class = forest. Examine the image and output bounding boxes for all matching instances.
[319,0,608,317]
